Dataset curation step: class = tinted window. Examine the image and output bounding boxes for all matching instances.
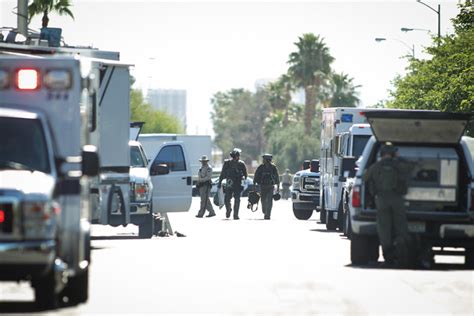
[130,146,146,167]
[352,135,371,158]
[153,145,186,171]
[0,117,50,173]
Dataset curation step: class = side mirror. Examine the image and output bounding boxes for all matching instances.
[150,163,169,176]
[341,157,357,179]
[82,145,99,176]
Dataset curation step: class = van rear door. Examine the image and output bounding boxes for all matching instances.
[364,111,471,144]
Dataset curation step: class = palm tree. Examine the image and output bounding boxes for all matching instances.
[288,33,334,135]
[329,72,361,108]
[28,0,74,28]
[266,74,293,127]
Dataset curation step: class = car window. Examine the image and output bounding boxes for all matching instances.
[352,135,371,158]
[153,145,186,172]
[464,137,474,161]
[0,117,50,173]
[130,146,146,167]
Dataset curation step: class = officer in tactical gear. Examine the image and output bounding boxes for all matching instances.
[281,169,292,200]
[196,155,216,218]
[254,153,280,220]
[218,148,248,220]
[363,142,414,267]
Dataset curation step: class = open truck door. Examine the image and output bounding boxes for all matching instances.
[149,141,192,213]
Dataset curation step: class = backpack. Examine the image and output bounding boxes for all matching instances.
[247,190,260,212]
[375,160,408,195]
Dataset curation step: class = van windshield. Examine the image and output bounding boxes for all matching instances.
[352,135,371,158]
[0,117,51,173]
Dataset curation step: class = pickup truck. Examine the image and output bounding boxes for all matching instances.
[348,110,474,267]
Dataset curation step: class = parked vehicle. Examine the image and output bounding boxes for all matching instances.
[291,160,321,220]
[348,110,474,267]
[139,134,212,183]
[0,56,99,307]
[320,108,375,230]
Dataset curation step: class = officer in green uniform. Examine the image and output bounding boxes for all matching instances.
[363,142,413,267]
[254,153,280,220]
[218,148,247,220]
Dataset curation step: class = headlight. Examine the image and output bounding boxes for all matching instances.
[293,176,300,190]
[23,200,58,239]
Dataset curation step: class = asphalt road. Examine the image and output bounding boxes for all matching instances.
[1,197,473,314]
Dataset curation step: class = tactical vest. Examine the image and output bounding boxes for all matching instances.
[374,160,408,195]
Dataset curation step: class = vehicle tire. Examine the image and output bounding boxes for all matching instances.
[367,236,380,263]
[326,212,338,231]
[344,210,353,239]
[292,206,312,220]
[107,185,126,225]
[34,268,58,309]
[319,193,326,224]
[337,200,344,231]
[138,212,154,239]
[63,267,89,305]
[465,247,474,269]
[350,233,370,265]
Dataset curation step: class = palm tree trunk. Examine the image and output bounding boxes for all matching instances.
[42,10,49,28]
[304,86,315,135]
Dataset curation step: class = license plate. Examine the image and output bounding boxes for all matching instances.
[408,222,426,233]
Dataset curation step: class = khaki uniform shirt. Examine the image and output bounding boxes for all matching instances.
[198,163,213,183]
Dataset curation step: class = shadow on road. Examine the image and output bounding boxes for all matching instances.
[91,235,138,240]
[0,302,45,314]
[310,228,340,233]
[345,262,471,271]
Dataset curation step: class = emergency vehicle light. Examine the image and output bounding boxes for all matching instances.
[16,69,39,90]
[0,210,5,223]
[0,70,8,89]
[44,70,72,90]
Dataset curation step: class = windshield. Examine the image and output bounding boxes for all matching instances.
[0,117,51,173]
[352,135,371,158]
[130,146,146,168]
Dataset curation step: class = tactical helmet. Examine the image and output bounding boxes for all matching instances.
[262,153,273,161]
[229,148,242,158]
[273,192,281,201]
[380,142,397,156]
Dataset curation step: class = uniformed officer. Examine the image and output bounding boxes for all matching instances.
[218,148,247,220]
[281,169,292,200]
[254,153,280,220]
[196,155,216,218]
[363,142,413,267]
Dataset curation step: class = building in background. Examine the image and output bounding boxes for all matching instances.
[147,89,187,130]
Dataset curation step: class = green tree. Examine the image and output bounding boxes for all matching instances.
[388,1,474,135]
[130,89,183,134]
[28,0,74,28]
[288,33,334,135]
[329,72,361,107]
[211,88,271,164]
[266,74,293,127]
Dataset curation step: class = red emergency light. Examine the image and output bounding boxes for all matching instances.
[16,69,39,90]
[0,210,5,224]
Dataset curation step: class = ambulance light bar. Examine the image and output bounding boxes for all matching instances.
[17,69,39,90]
[0,69,72,90]
[0,70,9,89]
[44,70,72,89]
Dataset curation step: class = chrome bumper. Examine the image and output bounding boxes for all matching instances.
[0,240,56,265]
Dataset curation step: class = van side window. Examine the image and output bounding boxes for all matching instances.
[154,145,186,172]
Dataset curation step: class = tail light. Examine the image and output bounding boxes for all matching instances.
[0,210,4,223]
[352,185,361,208]
[133,183,149,201]
[23,201,58,239]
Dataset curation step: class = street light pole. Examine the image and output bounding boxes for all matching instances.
[416,0,441,39]
[375,37,415,59]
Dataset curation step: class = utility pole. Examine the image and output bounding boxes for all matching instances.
[17,0,29,37]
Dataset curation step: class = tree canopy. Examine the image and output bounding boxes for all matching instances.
[28,0,74,28]
[388,1,473,135]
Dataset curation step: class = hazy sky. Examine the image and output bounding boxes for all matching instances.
[1,0,461,134]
